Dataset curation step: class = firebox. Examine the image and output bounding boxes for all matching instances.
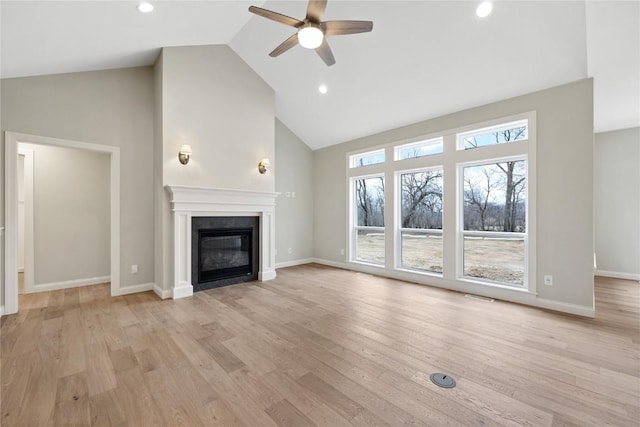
[198,228,252,282]
[191,216,259,291]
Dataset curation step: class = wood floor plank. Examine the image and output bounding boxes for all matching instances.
[265,399,317,427]
[55,372,91,426]
[1,266,638,426]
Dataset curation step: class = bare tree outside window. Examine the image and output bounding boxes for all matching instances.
[354,176,385,264]
[401,170,443,229]
[400,170,444,273]
[464,127,527,232]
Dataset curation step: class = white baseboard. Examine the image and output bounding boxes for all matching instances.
[173,284,193,299]
[311,258,348,269]
[0,306,4,316]
[535,298,595,318]
[275,258,314,269]
[153,284,172,299]
[312,257,595,317]
[29,275,111,293]
[595,269,640,281]
[18,268,24,273]
[115,282,155,296]
[259,270,277,281]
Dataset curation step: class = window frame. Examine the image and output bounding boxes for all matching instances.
[395,166,444,275]
[457,119,529,151]
[457,155,529,288]
[349,173,387,267]
[344,111,536,294]
[349,148,386,169]
[394,137,444,161]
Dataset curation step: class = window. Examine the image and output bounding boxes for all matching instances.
[349,149,385,168]
[352,175,385,264]
[461,159,526,285]
[347,113,534,292]
[395,137,443,160]
[458,119,528,150]
[398,169,443,273]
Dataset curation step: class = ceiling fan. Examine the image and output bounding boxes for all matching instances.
[248,0,373,66]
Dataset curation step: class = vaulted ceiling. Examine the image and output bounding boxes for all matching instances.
[2,1,638,149]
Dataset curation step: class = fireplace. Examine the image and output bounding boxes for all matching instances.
[191,216,259,292]
[164,186,277,300]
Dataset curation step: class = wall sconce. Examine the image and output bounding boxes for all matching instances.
[258,158,270,174]
[178,144,192,165]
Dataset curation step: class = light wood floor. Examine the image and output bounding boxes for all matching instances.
[1,264,638,426]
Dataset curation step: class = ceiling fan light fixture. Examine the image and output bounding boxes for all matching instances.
[137,2,154,13]
[476,2,493,18]
[298,26,324,49]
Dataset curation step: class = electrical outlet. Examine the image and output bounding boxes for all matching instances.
[291,192,296,198]
[544,275,553,286]
[340,248,345,255]
[285,192,291,198]
[131,264,138,275]
[288,247,292,254]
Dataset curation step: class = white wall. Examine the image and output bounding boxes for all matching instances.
[275,119,314,265]
[595,127,640,279]
[20,143,110,285]
[313,79,595,313]
[1,67,155,297]
[154,45,275,292]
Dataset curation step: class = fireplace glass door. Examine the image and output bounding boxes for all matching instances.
[198,228,252,283]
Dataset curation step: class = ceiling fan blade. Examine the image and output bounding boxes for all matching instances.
[315,39,335,66]
[249,6,304,28]
[306,0,327,23]
[321,20,373,36]
[269,33,300,57]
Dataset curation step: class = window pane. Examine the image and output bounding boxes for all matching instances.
[356,229,385,264]
[460,121,528,150]
[401,232,442,273]
[463,236,524,285]
[355,176,385,227]
[463,161,526,232]
[400,170,443,229]
[397,138,443,160]
[350,149,385,168]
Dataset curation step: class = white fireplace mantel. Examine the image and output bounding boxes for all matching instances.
[166,185,278,299]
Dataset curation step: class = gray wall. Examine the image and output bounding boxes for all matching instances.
[21,143,110,284]
[275,119,314,264]
[314,79,595,309]
[1,67,155,297]
[595,127,640,278]
[155,45,275,292]
[160,45,275,192]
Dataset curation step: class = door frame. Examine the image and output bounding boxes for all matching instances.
[3,132,121,315]
[18,147,34,293]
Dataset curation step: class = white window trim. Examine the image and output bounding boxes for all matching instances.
[394,136,444,161]
[395,166,444,274]
[344,111,536,295]
[348,148,385,169]
[457,118,529,150]
[349,174,386,267]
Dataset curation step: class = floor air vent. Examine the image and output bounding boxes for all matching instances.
[464,294,495,302]
[430,373,456,388]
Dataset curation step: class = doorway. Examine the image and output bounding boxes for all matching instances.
[3,132,121,315]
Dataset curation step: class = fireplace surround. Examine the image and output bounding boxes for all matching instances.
[165,186,277,299]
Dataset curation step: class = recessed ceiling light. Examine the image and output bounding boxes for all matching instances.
[137,2,154,13]
[318,84,328,94]
[476,2,492,18]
